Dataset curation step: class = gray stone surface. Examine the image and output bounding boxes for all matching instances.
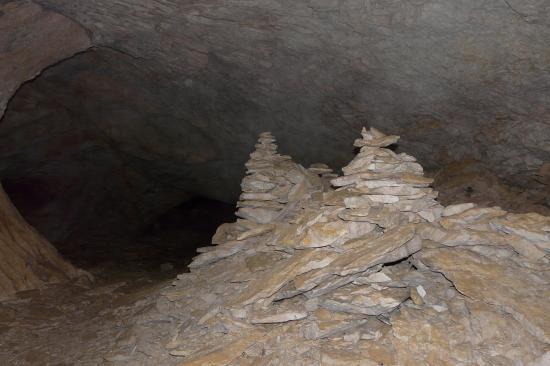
[1,0,549,239]
[0,0,90,118]
[33,0,550,179]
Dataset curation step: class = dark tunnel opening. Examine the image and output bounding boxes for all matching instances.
[56,196,237,280]
[3,177,236,281]
[0,46,241,282]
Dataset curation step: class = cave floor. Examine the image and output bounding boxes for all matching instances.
[0,269,170,365]
[0,198,235,365]
[0,234,187,366]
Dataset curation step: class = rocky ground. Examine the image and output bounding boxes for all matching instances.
[0,198,233,366]
[0,274,168,365]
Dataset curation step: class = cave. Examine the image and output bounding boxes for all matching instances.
[0,1,549,365]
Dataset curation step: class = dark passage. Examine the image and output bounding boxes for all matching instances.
[0,46,241,282]
[2,175,236,282]
[49,194,234,280]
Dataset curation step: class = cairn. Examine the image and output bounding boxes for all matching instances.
[201,132,322,258]
[330,127,442,228]
[153,127,549,366]
[308,163,338,191]
[236,132,320,224]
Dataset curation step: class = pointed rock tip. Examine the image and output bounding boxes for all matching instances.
[354,126,400,147]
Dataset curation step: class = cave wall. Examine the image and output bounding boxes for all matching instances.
[0,1,91,240]
[33,0,550,182]
[0,0,91,295]
[0,48,230,240]
[1,0,549,240]
[0,0,91,117]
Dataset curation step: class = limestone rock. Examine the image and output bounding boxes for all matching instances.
[417,246,550,343]
[292,225,421,295]
[133,127,550,366]
[322,285,409,316]
[490,212,550,252]
[179,330,266,366]
[329,127,441,228]
[236,132,321,224]
[353,127,400,148]
[442,202,477,217]
[188,241,247,268]
[230,248,340,307]
[250,311,308,324]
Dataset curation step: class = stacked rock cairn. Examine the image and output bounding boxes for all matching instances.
[331,126,442,229]
[236,132,321,225]
[135,127,550,366]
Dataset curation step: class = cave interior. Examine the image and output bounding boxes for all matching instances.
[0,0,549,365]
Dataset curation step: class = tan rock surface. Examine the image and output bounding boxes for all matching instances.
[179,330,266,366]
[109,128,550,365]
[418,246,550,343]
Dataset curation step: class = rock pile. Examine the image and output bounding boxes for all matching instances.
[332,127,442,227]
[235,132,321,225]
[118,128,550,365]
[308,163,337,191]
[189,132,322,269]
[308,163,334,177]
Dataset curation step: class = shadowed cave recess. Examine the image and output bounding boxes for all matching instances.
[0,0,549,365]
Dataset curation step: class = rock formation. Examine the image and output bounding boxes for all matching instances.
[116,127,549,365]
[0,183,88,299]
[235,132,321,225]
[332,127,442,226]
[192,132,322,269]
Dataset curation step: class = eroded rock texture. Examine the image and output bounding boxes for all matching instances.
[0,1,91,297]
[101,127,550,365]
[1,0,549,240]
[0,183,88,300]
[0,0,91,117]
[31,0,550,179]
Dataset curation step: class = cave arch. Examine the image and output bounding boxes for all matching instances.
[0,0,91,298]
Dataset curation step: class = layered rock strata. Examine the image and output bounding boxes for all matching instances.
[235,132,321,225]
[331,127,443,227]
[0,183,89,299]
[117,128,549,365]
